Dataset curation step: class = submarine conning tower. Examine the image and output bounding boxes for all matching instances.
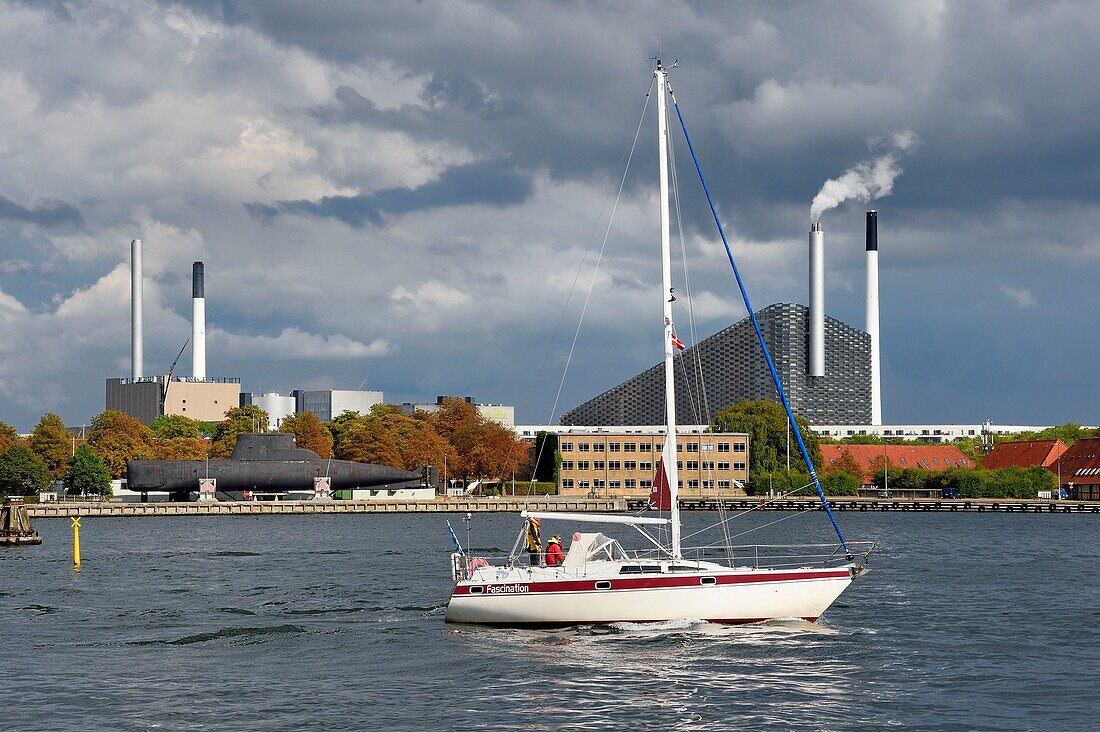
[230,433,323,462]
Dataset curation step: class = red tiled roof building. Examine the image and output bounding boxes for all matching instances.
[982,440,1067,470]
[820,444,974,484]
[1056,438,1100,500]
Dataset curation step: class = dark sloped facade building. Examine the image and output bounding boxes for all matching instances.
[560,303,871,426]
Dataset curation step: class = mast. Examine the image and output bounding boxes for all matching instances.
[655,61,681,559]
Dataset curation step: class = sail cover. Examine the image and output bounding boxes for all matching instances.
[648,457,671,511]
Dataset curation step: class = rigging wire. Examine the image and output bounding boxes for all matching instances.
[665,75,731,558]
[524,76,656,493]
[668,89,851,554]
[546,80,653,426]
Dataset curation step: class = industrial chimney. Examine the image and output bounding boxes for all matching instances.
[131,239,143,379]
[192,261,206,380]
[808,222,825,377]
[866,211,882,424]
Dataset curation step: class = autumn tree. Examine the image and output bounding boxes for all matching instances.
[0,420,19,453]
[470,421,530,482]
[87,410,155,479]
[428,398,484,480]
[209,405,269,459]
[334,406,458,473]
[64,444,112,496]
[151,414,203,439]
[30,412,71,479]
[0,444,51,495]
[279,411,334,458]
[336,414,403,467]
[154,437,209,460]
[821,450,862,476]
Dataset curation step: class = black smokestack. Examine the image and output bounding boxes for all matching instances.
[866,210,878,251]
[192,261,204,298]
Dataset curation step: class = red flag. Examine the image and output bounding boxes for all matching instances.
[671,333,686,351]
[648,457,672,511]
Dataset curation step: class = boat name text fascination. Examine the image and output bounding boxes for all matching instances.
[485,584,530,594]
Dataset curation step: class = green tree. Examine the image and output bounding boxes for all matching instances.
[151,414,203,439]
[278,411,334,458]
[0,420,19,453]
[710,400,822,474]
[63,443,112,496]
[820,471,860,495]
[87,410,155,479]
[29,412,71,479]
[209,405,269,459]
[0,444,52,495]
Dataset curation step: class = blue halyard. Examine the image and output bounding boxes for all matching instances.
[670,94,851,554]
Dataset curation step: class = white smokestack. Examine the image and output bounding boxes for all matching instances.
[192,261,206,380]
[866,211,882,425]
[808,222,825,377]
[131,238,143,379]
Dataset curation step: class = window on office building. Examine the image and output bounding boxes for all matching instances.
[640,479,652,489]
[562,479,574,489]
[560,442,573,452]
[623,442,637,452]
[561,461,574,471]
[687,479,699,489]
[577,442,590,452]
[624,479,637,489]
[733,442,746,452]
[639,461,652,473]
[624,461,637,471]
[717,442,730,452]
[608,461,621,471]
[608,442,620,452]
[686,461,699,471]
[733,462,746,472]
[577,461,590,471]
[686,442,699,453]
[593,461,605,471]
[718,462,730,471]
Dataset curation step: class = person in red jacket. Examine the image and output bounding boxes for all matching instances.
[545,535,565,566]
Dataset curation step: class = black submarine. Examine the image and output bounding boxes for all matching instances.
[127,433,432,501]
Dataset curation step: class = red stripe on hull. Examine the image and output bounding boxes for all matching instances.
[452,569,849,596]
[444,616,821,627]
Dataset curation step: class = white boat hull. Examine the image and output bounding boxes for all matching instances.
[445,566,854,626]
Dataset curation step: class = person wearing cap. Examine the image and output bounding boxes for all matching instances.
[545,535,565,567]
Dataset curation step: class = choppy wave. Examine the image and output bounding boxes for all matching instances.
[165,624,306,645]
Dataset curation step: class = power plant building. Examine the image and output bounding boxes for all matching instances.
[562,211,886,427]
[295,389,384,423]
[400,396,516,427]
[561,303,871,426]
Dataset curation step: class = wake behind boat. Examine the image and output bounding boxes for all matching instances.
[445,61,873,627]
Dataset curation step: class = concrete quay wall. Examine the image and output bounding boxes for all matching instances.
[27,498,626,519]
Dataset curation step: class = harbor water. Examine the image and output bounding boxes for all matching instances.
[4,511,1098,731]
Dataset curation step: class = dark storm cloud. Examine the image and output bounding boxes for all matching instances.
[0,196,83,228]
[247,159,534,227]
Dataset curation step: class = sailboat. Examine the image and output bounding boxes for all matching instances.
[444,62,872,626]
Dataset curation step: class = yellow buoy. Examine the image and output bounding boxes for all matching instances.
[71,516,81,568]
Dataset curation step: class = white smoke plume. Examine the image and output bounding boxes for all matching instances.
[810,129,919,223]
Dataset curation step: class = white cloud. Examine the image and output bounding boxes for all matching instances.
[211,327,397,360]
[999,283,1037,308]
